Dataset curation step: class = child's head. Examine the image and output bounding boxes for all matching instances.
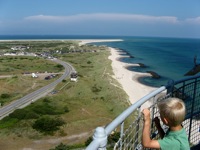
[158,98,186,127]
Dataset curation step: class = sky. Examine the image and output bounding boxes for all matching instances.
[0,0,200,38]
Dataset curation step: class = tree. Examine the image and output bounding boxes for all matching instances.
[32,116,65,134]
[9,109,27,120]
[85,136,93,146]
[50,143,70,150]
[1,93,10,99]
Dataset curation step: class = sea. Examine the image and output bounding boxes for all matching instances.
[1,35,200,87]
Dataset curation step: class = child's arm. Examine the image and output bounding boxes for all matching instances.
[142,109,160,149]
[154,117,165,139]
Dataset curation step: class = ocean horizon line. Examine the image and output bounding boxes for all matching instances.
[0,34,199,40]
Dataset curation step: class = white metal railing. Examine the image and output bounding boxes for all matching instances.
[86,75,200,150]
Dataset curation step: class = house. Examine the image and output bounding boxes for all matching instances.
[11,45,30,50]
[4,53,16,56]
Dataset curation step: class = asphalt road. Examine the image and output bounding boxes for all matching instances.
[0,59,75,120]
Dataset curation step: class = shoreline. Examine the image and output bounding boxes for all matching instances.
[1,38,156,105]
[78,39,123,45]
[108,47,157,105]
[78,39,157,105]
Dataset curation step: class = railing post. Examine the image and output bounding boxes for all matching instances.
[93,127,108,150]
[166,79,174,94]
[120,122,124,150]
[134,107,141,149]
[188,78,197,141]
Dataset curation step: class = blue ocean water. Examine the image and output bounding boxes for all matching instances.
[1,35,200,87]
[93,37,200,87]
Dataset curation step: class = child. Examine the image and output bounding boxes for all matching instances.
[142,98,190,150]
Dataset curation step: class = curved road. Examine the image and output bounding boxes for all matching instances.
[0,59,75,120]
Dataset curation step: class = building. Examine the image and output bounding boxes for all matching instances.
[11,46,30,50]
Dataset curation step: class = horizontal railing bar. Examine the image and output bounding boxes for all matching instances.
[86,139,102,150]
[174,74,200,85]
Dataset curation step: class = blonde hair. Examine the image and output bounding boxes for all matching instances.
[158,98,186,127]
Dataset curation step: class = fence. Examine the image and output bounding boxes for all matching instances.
[86,75,200,150]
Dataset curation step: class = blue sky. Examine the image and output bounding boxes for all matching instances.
[0,0,200,38]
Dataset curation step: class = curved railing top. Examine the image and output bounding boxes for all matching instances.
[174,74,200,84]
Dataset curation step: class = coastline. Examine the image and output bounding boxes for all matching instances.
[78,39,123,45]
[1,38,156,105]
[108,47,157,105]
[78,39,157,105]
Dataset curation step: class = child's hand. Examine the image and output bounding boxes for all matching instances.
[153,117,160,124]
[153,117,161,127]
[142,108,150,122]
[153,117,165,138]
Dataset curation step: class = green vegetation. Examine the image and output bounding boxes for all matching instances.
[0,74,60,106]
[50,143,70,150]
[50,142,85,150]
[1,93,10,99]
[0,97,69,129]
[0,41,130,150]
[0,56,63,75]
[32,116,65,134]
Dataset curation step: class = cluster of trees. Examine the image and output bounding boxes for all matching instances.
[0,97,69,134]
[32,116,65,134]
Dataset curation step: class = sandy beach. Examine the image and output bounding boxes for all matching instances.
[108,47,157,105]
[0,38,156,105]
[79,39,157,105]
[78,39,123,45]
[80,40,200,145]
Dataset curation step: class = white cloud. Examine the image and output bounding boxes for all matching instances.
[22,14,200,25]
[185,16,200,24]
[24,13,179,24]
[2,13,200,37]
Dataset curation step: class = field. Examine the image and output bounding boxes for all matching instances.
[0,41,129,150]
[0,56,63,106]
